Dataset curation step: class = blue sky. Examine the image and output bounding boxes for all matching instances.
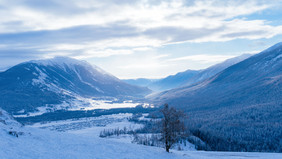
[0,0,281,79]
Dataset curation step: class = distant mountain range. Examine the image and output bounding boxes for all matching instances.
[123,70,200,92]
[184,54,252,86]
[123,54,251,92]
[0,57,151,114]
[148,70,200,92]
[123,78,159,88]
[150,42,282,152]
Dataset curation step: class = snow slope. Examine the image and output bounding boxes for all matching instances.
[1,124,281,159]
[1,109,281,159]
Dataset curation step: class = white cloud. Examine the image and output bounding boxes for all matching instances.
[0,0,282,78]
[35,36,163,58]
[0,0,281,42]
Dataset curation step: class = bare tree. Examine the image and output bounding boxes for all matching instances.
[160,104,186,152]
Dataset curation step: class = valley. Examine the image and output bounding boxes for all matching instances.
[0,43,281,158]
[1,1,282,158]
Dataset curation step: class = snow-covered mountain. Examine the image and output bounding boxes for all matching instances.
[150,42,282,152]
[153,43,281,106]
[148,70,200,92]
[0,57,151,114]
[123,70,200,92]
[184,53,252,86]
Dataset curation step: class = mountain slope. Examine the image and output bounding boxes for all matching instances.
[151,43,282,152]
[148,70,200,92]
[184,54,252,86]
[0,57,151,114]
[0,108,22,129]
[154,44,281,108]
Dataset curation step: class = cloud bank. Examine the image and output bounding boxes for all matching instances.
[0,0,281,78]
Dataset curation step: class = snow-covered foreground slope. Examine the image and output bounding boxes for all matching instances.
[1,110,282,159]
[1,127,281,159]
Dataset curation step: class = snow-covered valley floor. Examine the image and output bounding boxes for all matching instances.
[1,112,282,159]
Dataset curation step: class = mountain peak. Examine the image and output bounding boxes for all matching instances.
[28,56,107,75]
[30,56,90,67]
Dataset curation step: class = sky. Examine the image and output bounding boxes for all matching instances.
[0,0,282,79]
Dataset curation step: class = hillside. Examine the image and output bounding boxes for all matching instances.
[153,43,281,109]
[151,43,282,152]
[184,54,252,86]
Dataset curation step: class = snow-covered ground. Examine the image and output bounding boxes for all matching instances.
[28,113,143,135]
[1,127,281,159]
[1,109,282,159]
[26,113,194,150]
